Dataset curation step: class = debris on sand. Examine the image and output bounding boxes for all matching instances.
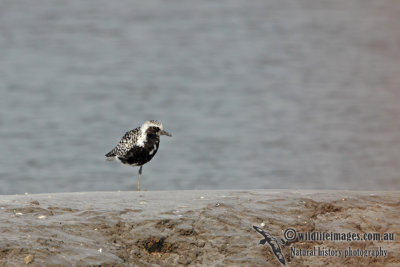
[24,254,34,264]
[0,190,398,266]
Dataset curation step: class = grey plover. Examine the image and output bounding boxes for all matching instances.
[105,120,172,191]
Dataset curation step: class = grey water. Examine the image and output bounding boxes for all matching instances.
[1,0,400,194]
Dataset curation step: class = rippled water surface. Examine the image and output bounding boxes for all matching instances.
[1,0,400,194]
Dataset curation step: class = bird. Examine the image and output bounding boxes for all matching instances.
[105,120,172,191]
[253,226,286,265]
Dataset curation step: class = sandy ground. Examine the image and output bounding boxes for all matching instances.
[0,190,399,266]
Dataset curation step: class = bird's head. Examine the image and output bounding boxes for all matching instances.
[141,120,172,137]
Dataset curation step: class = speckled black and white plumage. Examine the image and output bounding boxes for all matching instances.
[106,120,171,190]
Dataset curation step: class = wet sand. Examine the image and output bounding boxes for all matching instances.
[0,190,399,266]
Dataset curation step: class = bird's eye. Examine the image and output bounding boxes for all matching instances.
[147,127,160,134]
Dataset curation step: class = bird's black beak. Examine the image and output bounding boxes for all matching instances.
[160,129,172,137]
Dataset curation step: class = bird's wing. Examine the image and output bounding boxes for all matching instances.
[106,128,140,157]
[266,236,286,265]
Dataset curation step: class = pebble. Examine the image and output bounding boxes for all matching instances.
[24,254,34,264]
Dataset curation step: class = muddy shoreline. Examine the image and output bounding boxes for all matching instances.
[0,190,399,266]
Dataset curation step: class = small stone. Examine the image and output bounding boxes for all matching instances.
[24,254,34,264]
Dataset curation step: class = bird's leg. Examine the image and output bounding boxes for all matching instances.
[137,165,143,191]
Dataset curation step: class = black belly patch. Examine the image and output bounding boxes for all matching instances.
[119,139,159,166]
